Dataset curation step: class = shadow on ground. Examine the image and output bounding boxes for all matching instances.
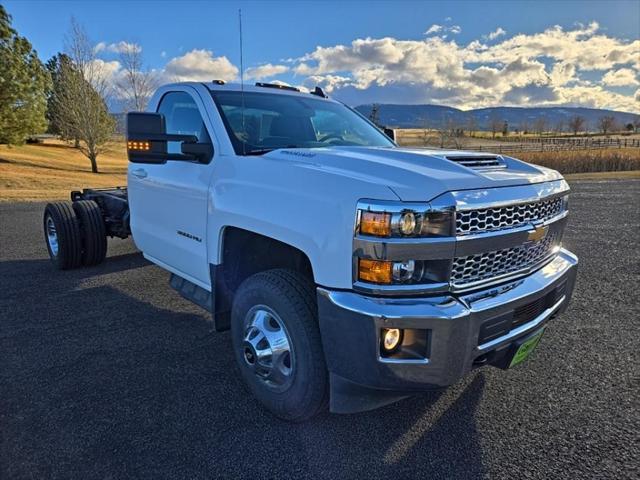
[1,252,487,479]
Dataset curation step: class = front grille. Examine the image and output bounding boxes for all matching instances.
[456,196,564,236]
[477,284,566,345]
[452,230,560,287]
[511,296,547,329]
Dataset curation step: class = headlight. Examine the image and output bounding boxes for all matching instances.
[393,211,417,236]
[357,258,449,285]
[358,207,453,238]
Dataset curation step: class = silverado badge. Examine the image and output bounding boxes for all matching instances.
[527,225,548,243]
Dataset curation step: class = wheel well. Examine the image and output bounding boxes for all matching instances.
[212,227,314,330]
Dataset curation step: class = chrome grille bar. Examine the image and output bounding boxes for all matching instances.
[451,230,561,287]
[456,196,564,236]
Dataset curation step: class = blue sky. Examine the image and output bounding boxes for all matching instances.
[5,0,640,111]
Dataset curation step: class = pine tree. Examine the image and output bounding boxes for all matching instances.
[0,5,50,144]
[46,53,78,142]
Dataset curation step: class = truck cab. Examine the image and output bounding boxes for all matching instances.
[43,81,578,421]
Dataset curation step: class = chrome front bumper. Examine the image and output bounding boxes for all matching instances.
[317,248,578,413]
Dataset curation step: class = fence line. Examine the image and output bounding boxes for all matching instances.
[406,138,640,152]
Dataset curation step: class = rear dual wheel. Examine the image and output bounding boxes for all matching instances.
[43,200,106,270]
[73,200,107,266]
[44,202,82,270]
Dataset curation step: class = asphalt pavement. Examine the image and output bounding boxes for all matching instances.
[1,179,639,479]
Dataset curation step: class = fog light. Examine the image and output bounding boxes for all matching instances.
[381,328,403,352]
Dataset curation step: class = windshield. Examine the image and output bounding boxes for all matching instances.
[210,91,395,155]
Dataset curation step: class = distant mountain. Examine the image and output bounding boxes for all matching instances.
[355,104,639,131]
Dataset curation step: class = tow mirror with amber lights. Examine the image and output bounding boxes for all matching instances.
[126,112,213,164]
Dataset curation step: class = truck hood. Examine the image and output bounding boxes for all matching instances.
[264,146,563,202]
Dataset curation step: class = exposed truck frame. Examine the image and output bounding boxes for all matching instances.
[43,81,578,421]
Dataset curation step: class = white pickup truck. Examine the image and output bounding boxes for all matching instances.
[43,81,578,421]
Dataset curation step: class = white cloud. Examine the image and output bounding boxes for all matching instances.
[95,41,141,54]
[425,24,461,36]
[289,22,640,112]
[92,22,639,113]
[601,68,639,87]
[486,27,506,40]
[163,49,238,82]
[303,74,352,92]
[550,62,576,86]
[425,24,442,35]
[245,63,289,80]
[84,58,122,90]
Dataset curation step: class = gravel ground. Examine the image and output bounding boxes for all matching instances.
[1,180,638,480]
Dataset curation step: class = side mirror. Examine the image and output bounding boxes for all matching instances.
[126,112,211,163]
[181,142,213,163]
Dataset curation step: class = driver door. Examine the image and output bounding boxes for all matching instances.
[128,89,213,288]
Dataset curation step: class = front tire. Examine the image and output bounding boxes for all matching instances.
[231,269,328,421]
[43,202,82,270]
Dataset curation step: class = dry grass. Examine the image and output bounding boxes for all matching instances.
[564,170,640,181]
[1,140,638,202]
[516,148,640,174]
[0,139,127,202]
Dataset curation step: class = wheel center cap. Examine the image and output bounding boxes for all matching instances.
[240,306,295,391]
[243,346,256,365]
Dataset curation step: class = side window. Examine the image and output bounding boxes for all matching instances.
[157,91,211,154]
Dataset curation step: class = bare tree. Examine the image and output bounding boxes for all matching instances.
[421,117,431,146]
[533,117,547,137]
[438,117,463,148]
[51,18,115,173]
[501,121,509,137]
[598,115,616,136]
[568,115,585,136]
[116,43,157,112]
[489,114,502,139]
[553,119,565,135]
[632,116,640,133]
[465,115,477,137]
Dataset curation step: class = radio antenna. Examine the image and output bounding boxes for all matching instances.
[239,8,246,155]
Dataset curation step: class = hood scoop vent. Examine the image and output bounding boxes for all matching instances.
[445,155,506,170]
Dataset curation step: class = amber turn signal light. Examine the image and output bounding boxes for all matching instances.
[359,211,391,237]
[358,259,393,284]
[127,140,151,151]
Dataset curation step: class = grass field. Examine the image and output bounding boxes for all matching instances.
[1,139,638,202]
[517,148,640,173]
[0,140,127,201]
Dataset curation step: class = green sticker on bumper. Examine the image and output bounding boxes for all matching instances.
[509,329,545,368]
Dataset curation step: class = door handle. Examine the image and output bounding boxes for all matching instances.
[131,168,148,179]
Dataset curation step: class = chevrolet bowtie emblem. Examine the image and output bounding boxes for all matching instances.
[527,225,548,242]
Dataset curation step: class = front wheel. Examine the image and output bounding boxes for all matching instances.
[231,269,328,421]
